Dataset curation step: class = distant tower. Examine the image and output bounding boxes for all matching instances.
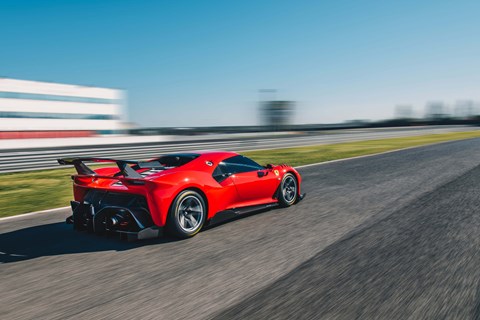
[454,100,475,119]
[425,102,448,120]
[260,100,295,131]
[258,89,295,131]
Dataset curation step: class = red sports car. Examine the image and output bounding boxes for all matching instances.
[58,151,304,239]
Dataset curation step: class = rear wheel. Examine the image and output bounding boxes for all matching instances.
[278,173,298,207]
[166,190,206,238]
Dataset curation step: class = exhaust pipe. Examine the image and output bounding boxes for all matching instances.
[105,210,131,230]
[69,202,161,240]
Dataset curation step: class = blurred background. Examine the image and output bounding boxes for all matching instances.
[0,0,479,145]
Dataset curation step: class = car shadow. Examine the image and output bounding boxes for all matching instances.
[1,206,280,264]
[204,207,273,230]
[0,222,179,264]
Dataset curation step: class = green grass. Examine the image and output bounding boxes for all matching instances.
[243,130,480,167]
[0,168,76,217]
[2,130,480,218]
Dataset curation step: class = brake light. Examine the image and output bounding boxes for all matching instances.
[75,176,95,184]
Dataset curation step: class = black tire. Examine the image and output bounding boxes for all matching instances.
[278,173,298,207]
[166,190,207,239]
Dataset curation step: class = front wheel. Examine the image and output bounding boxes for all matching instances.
[166,190,206,238]
[278,173,298,207]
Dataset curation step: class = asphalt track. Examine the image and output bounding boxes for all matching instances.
[2,138,480,319]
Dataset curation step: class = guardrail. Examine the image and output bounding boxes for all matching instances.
[0,126,474,173]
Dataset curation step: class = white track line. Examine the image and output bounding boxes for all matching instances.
[0,137,472,223]
[0,206,70,222]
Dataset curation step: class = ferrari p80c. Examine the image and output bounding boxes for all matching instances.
[58,151,305,239]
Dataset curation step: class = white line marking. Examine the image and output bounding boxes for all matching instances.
[0,206,70,222]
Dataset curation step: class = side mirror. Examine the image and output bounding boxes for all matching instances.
[257,170,268,177]
[265,164,274,169]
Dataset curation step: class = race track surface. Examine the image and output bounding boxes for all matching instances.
[2,138,480,319]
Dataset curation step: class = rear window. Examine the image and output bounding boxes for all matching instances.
[222,155,263,174]
[154,153,199,168]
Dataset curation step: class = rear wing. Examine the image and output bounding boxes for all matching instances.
[57,157,164,179]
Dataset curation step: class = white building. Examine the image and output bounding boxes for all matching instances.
[0,78,126,139]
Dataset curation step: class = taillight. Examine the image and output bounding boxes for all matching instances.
[75,176,95,184]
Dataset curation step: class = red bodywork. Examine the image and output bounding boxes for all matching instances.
[70,151,302,228]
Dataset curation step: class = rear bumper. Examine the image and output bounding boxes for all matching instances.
[67,200,163,240]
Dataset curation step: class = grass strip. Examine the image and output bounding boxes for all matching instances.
[243,130,480,167]
[1,130,480,218]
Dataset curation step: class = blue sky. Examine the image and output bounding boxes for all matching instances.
[1,0,479,126]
